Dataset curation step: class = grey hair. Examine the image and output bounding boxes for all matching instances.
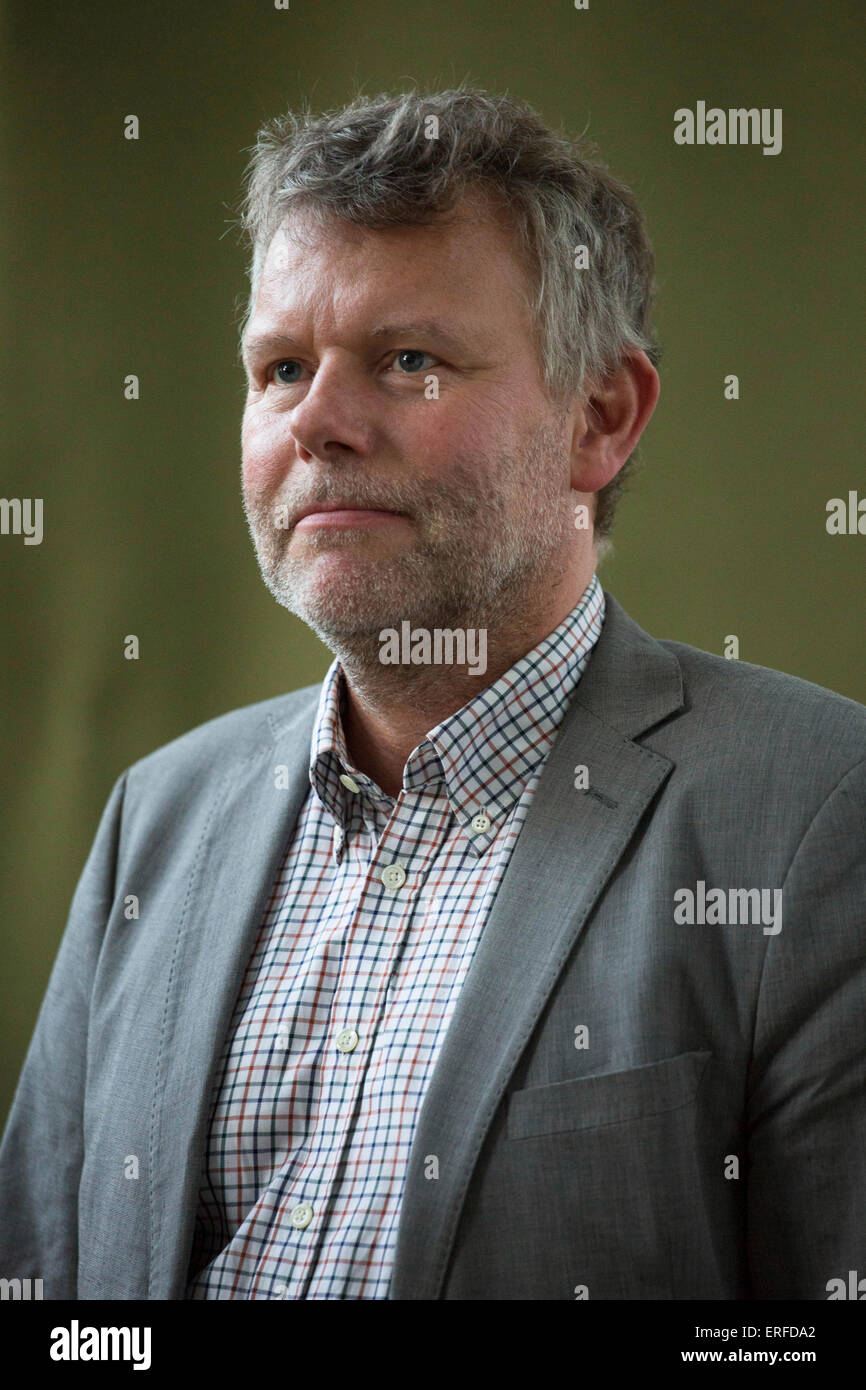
[235,85,661,546]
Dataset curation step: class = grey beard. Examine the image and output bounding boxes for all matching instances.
[243,425,571,684]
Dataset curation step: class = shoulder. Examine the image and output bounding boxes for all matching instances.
[663,637,865,739]
[598,592,866,774]
[656,636,866,797]
[123,683,322,794]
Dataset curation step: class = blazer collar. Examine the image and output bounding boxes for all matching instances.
[570,590,684,740]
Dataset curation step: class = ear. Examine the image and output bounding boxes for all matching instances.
[568,350,660,494]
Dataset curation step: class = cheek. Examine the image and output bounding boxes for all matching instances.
[241,409,288,496]
[404,397,492,473]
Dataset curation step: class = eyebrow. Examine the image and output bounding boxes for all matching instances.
[241,318,481,368]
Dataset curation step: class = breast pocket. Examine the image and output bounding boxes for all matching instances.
[506,1049,712,1140]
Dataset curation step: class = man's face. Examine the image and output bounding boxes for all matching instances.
[241,194,577,650]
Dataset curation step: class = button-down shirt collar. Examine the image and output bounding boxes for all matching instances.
[309,572,605,860]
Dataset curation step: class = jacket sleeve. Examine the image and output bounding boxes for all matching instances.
[0,771,128,1299]
[746,756,866,1298]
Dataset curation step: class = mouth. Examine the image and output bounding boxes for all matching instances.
[294,503,409,531]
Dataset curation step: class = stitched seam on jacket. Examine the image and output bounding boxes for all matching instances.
[146,765,232,1300]
[78,768,129,1298]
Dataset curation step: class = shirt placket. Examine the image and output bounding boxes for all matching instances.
[301,782,449,1297]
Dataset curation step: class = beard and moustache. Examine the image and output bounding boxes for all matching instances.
[242,417,574,691]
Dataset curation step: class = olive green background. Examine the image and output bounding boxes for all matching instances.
[2,0,863,1122]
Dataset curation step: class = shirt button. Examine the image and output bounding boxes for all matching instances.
[470,813,491,833]
[340,773,361,793]
[274,1284,290,1299]
[336,1027,359,1053]
[381,862,406,891]
[291,1202,314,1229]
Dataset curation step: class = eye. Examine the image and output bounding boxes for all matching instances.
[391,349,437,374]
[270,360,304,385]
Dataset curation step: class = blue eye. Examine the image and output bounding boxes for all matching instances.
[274,361,303,384]
[394,350,433,374]
[268,351,435,385]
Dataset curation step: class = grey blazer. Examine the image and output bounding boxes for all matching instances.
[1,593,864,1300]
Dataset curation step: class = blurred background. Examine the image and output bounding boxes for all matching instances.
[1,0,863,1121]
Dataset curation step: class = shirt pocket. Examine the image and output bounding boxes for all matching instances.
[506,1049,712,1141]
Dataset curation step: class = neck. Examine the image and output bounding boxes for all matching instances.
[339,559,596,798]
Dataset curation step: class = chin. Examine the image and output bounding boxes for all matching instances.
[270,573,407,636]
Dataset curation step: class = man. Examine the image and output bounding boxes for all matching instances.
[1,87,864,1301]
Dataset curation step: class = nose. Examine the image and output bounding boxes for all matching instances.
[289,357,376,464]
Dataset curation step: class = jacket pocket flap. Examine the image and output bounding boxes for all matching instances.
[507,1049,712,1140]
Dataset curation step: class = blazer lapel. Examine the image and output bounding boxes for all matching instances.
[390,594,685,1298]
[148,692,319,1298]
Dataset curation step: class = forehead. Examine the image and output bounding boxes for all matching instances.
[249,192,535,339]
